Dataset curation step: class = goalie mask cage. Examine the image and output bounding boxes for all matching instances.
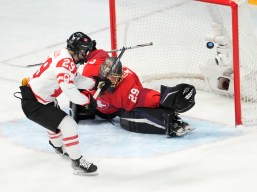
[109,0,257,127]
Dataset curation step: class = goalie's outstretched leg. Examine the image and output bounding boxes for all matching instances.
[120,108,194,137]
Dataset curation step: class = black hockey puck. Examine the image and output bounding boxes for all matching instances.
[206,42,214,49]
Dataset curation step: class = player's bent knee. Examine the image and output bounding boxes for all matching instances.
[58,115,78,135]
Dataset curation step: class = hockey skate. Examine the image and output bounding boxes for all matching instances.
[172,115,194,137]
[49,141,69,158]
[164,111,194,137]
[71,156,98,176]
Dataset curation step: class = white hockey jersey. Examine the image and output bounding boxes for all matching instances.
[28,48,95,105]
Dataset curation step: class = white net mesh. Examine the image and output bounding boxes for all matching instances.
[113,0,257,126]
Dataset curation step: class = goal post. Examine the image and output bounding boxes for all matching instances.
[109,0,117,58]
[198,1,241,126]
[190,0,241,126]
[109,0,257,126]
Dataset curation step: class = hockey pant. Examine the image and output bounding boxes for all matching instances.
[19,86,67,133]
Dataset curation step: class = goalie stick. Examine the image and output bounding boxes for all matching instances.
[107,42,153,53]
[25,42,153,67]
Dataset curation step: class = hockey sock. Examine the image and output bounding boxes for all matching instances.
[58,115,81,160]
[47,130,63,147]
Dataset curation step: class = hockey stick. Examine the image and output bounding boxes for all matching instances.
[93,83,103,99]
[107,42,153,53]
[26,42,153,67]
[26,63,43,67]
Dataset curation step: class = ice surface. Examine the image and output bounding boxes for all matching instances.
[0,1,257,192]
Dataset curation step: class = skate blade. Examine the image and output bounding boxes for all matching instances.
[73,169,99,176]
[175,126,195,137]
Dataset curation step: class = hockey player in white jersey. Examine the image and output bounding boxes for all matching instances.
[17,32,98,176]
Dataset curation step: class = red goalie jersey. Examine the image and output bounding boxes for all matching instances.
[81,49,160,114]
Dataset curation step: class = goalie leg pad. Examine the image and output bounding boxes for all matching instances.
[120,108,194,137]
[119,108,167,134]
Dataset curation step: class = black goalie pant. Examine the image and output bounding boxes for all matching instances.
[119,108,175,134]
[19,86,67,133]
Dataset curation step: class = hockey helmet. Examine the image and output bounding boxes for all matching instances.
[67,32,96,57]
[100,57,123,91]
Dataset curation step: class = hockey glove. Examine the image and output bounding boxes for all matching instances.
[83,92,97,114]
[92,76,111,93]
[160,84,196,113]
[175,84,196,113]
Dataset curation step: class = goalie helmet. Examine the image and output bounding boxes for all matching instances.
[67,32,96,57]
[99,57,123,92]
[100,57,122,79]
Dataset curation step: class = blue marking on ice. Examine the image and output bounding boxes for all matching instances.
[0,116,242,158]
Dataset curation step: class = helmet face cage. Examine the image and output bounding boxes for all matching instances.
[77,41,94,57]
[100,61,112,78]
[108,67,123,89]
[110,63,122,78]
[100,57,122,78]
[110,76,123,88]
[100,57,123,89]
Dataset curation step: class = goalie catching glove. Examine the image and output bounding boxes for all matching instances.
[160,83,196,113]
[92,76,112,93]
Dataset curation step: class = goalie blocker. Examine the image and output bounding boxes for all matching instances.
[69,83,196,137]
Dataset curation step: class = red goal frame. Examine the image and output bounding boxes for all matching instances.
[109,0,242,126]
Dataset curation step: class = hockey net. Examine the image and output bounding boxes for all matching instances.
[109,0,257,126]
